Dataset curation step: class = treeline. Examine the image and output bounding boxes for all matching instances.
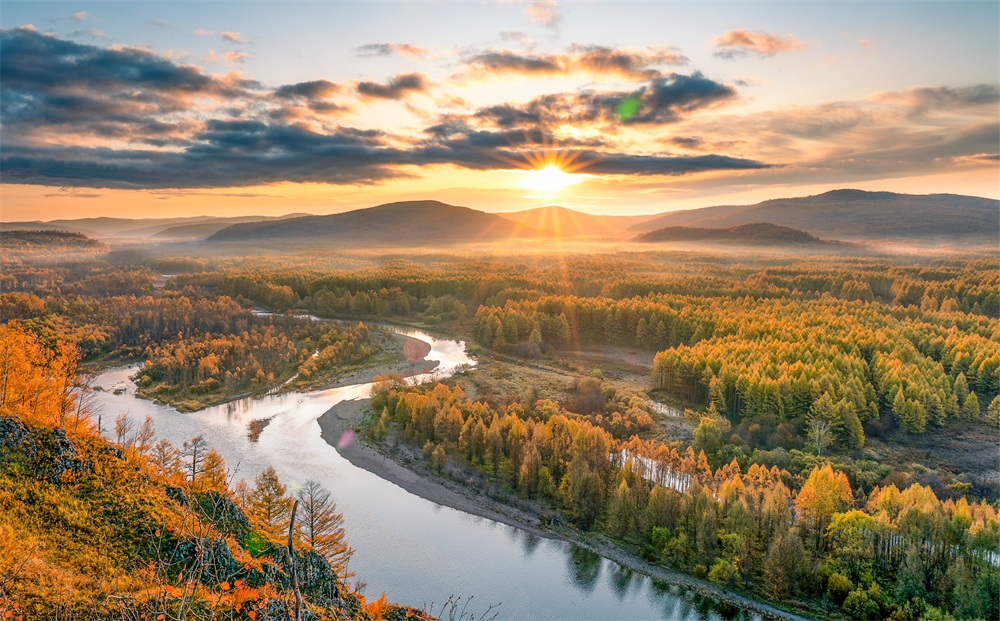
[163,255,1000,319]
[0,324,415,619]
[369,379,1000,620]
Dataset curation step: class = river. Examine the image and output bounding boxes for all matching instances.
[89,328,763,621]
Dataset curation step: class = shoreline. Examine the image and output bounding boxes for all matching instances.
[317,402,811,621]
[318,397,555,542]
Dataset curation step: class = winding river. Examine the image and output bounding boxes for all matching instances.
[89,329,762,621]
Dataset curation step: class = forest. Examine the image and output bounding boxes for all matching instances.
[1,238,998,620]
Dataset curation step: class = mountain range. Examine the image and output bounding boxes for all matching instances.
[4,190,995,246]
[627,189,997,240]
[206,200,546,245]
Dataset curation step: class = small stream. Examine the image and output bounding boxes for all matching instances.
[89,328,762,621]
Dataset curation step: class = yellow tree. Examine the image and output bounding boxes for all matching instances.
[795,464,853,551]
[250,465,292,540]
[196,448,229,493]
[295,479,353,577]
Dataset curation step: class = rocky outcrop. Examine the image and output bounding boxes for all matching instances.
[0,414,91,482]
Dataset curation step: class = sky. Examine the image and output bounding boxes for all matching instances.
[1,1,997,220]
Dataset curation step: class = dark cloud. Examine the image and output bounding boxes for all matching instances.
[405,141,769,176]
[274,79,340,100]
[2,125,408,189]
[356,73,428,99]
[353,43,427,59]
[1,28,257,98]
[460,45,687,81]
[670,136,704,149]
[0,27,260,146]
[581,153,770,175]
[465,73,736,129]
[464,51,560,75]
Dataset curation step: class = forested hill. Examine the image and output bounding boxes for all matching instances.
[635,223,832,245]
[1,230,108,258]
[208,200,550,245]
[629,190,999,241]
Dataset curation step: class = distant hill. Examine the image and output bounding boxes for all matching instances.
[495,205,657,237]
[0,215,308,240]
[635,222,832,245]
[1,229,108,256]
[628,190,999,240]
[150,218,293,241]
[208,200,551,245]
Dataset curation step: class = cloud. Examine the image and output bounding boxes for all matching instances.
[500,31,536,50]
[194,29,250,44]
[356,73,429,100]
[409,138,769,175]
[220,31,248,44]
[670,136,704,149]
[858,39,873,48]
[712,29,807,59]
[353,43,427,59]
[0,27,260,148]
[525,0,563,27]
[71,12,88,22]
[274,79,340,100]
[272,79,346,116]
[3,126,410,189]
[459,45,688,81]
[871,84,999,116]
[464,73,736,129]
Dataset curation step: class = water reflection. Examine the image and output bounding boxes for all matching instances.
[568,545,602,593]
[609,563,638,600]
[519,532,542,557]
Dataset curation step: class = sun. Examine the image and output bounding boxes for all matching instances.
[520,164,583,195]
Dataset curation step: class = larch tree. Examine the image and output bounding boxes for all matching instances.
[197,448,229,492]
[295,480,353,576]
[250,465,292,539]
[795,464,853,551]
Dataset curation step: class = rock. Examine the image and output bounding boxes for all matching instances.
[39,427,91,483]
[0,414,90,482]
[0,414,36,460]
[194,491,252,538]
